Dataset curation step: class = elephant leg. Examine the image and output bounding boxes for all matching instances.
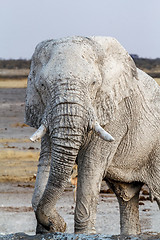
[107,180,143,235]
[145,148,160,211]
[31,133,51,234]
[75,152,104,234]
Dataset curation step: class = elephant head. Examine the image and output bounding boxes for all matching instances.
[25,36,137,233]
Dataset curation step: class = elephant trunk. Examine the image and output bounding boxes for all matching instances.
[35,101,86,232]
[30,81,114,232]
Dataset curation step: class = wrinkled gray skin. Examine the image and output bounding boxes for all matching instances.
[25,36,160,235]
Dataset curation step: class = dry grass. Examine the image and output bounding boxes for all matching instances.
[0,138,31,143]
[0,149,39,160]
[0,149,39,182]
[0,78,27,88]
[10,122,29,128]
[155,78,160,85]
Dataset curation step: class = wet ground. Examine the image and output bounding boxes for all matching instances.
[0,181,160,236]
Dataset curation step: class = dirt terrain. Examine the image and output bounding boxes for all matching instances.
[0,74,160,237]
[0,86,39,182]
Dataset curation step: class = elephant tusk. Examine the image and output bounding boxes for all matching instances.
[30,124,47,142]
[93,121,114,142]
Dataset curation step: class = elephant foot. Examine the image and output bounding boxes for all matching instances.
[49,216,67,233]
[36,222,50,234]
[36,206,66,233]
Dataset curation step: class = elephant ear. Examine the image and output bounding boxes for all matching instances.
[90,36,138,126]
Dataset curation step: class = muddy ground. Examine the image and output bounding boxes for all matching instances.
[0,80,160,237]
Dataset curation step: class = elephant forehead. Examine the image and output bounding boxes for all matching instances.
[46,58,100,80]
[33,38,97,66]
[37,53,101,87]
[31,38,103,88]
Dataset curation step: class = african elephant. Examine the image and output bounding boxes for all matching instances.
[25,36,160,235]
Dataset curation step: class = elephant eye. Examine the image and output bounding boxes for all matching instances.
[32,70,35,77]
[41,83,46,90]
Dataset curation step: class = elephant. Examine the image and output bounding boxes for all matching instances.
[25,36,160,235]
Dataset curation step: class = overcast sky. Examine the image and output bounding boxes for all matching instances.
[0,0,160,59]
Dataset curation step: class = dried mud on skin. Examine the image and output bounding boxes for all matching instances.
[0,79,160,238]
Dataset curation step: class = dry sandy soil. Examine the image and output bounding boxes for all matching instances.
[0,77,160,238]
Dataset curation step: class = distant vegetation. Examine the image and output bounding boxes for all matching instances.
[0,57,160,78]
[130,55,160,78]
[132,57,160,70]
[0,59,31,69]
